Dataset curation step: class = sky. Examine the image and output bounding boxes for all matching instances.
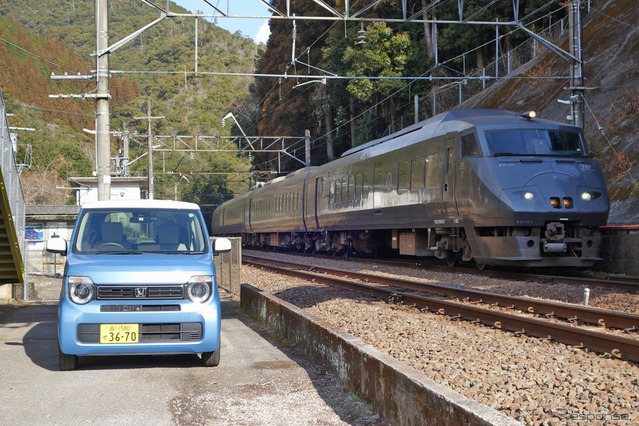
[172,0,271,44]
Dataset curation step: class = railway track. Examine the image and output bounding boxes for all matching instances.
[243,254,639,363]
[266,250,639,293]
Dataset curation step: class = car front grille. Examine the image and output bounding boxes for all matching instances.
[96,285,184,300]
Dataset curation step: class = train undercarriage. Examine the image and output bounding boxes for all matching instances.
[242,222,603,268]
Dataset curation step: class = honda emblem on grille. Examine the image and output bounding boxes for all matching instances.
[135,287,146,298]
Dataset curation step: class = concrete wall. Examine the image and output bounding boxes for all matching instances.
[600,232,639,276]
[240,284,519,426]
[0,283,12,299]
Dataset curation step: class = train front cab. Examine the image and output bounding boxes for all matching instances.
[446,121,609,268]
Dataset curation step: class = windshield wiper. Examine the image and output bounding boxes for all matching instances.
[99,251,145,255]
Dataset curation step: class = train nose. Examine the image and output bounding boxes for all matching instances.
[526,172,580,199]
[523,172,606,213]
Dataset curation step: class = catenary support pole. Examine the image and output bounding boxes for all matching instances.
[96,0,111,201]
[569,0,585,129]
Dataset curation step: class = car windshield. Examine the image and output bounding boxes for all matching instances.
[73,208,208,254]
[484,129,586,157]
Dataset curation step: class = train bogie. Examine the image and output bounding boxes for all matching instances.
[212,109,609,268]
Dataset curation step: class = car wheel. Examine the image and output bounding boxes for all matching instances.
[201,340,221,367]
[58,343,78,371]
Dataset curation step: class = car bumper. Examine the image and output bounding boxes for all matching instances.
[58,298,221,356]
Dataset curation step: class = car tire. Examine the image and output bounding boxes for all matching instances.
[58,343,78,371]
[201,340,221,367]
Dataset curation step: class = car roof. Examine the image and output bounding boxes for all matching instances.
[81,199,201,210]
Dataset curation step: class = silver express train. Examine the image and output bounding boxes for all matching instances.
[211,109,609,268]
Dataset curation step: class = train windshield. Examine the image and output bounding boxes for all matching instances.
[484,129,586,157]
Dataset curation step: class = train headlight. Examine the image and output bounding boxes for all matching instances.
[524,192,534,200]
[580,191,601,201]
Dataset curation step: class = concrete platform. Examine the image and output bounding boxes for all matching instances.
[0,299,383,425]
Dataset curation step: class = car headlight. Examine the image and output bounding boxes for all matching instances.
[186,276,213,303]
[68,276,95,305]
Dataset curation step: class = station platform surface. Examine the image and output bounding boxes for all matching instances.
[0,297,383,425]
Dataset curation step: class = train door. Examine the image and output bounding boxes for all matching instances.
[443,133,459,217]
[303,176,319,232]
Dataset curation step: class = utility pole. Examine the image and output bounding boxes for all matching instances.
[569,0,585,129]
[147,99,154,199]
[121,126,130,177]
[96,0,111,201]
[135,100,164,199]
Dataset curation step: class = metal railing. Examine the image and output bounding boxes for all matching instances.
[0,88,27,289]
[212,237,242,295]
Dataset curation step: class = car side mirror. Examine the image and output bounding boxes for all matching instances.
[46,237,68,256]
[212,238,232,255]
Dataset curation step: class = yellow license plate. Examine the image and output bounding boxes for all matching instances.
[100,324,139,344]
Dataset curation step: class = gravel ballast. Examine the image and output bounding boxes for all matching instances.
[240,250,639,425]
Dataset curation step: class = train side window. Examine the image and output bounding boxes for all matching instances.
[398,161,409,192]
[355,174,362,200]
[342,175,348,202]
[329,179,335,204]
[349,175,355,200]
[363,172,369,198]
[374,163,382,188]
[335,178,341,203]
[410,158,423,190]
[461,133,481,157]
[425,153,439,188]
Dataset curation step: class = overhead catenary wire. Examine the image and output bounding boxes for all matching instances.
[249,2,572,158]
[287,4,580,157]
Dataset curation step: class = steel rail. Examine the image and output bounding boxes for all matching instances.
[243,256,639,363]
[375,258,639,293]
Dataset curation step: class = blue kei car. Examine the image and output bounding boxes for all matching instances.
[46,200,231,371]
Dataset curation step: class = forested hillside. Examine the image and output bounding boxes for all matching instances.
[0,0,257,205]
